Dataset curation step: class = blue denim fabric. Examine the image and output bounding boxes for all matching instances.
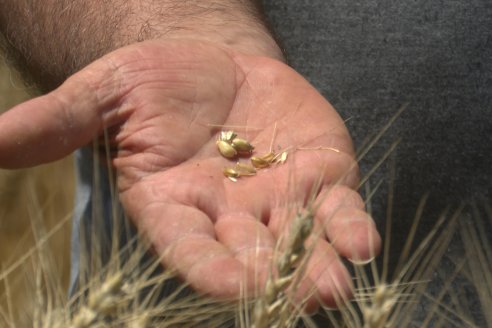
[69,146,127,294]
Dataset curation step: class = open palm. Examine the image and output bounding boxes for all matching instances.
[0,40,380,308]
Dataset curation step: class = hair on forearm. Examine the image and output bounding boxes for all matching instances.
[0,1,131,92]
[0,0,278,93]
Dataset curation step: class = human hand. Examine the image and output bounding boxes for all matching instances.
[0,39,380,309]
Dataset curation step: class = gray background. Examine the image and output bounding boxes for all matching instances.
[263,0,491,228]
[263,2,491,324]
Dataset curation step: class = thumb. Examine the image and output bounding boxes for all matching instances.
[0,60,124,169]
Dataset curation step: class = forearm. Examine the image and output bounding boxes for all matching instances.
[0,0,283,92]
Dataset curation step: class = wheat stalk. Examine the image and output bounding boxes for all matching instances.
[250,207,315,328]
[1,98,490,327]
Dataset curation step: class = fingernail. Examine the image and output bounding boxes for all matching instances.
[348,256,375,266]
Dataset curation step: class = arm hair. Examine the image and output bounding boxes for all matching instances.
[0,0,280,92]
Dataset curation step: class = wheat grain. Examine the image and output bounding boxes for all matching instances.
[0,94,490,327]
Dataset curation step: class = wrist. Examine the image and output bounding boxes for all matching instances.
[154,25,284,62]
[0,1,283,92]
[118,2,284,61]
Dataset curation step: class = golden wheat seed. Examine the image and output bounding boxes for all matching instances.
[231,137,255,154]
[235,162,257,175]
[217,140,237,158]
[219,130,237,143]
[221,163,257,182]
[273,151,288,164]
[251,156,270,168]
[223,167,240,178]
[251,152,276,168]
[223,163,256,181]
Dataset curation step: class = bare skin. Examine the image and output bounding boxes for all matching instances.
[0,0,381,312]
[0,39,380,309]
